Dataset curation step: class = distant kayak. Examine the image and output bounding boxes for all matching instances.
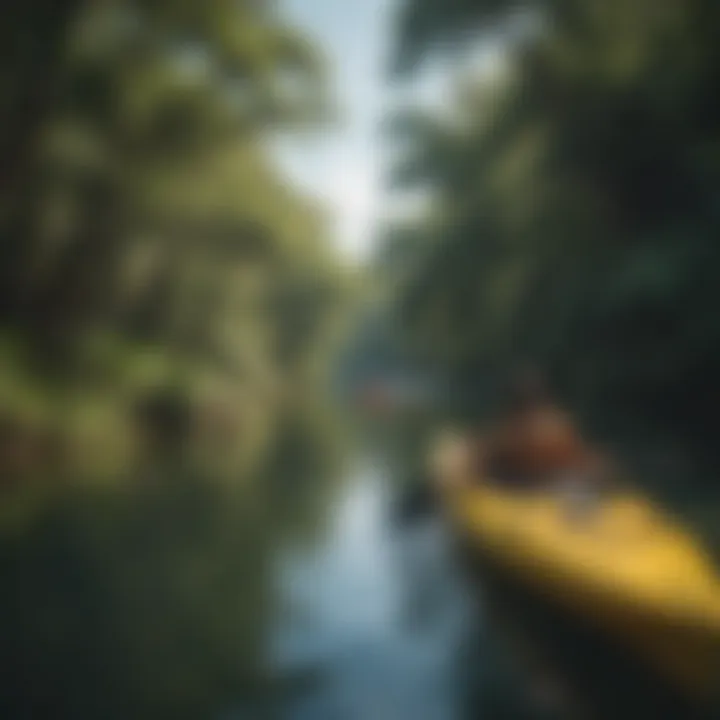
[431,436,720,704]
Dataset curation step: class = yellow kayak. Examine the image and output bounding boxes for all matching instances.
[433,439,720,701]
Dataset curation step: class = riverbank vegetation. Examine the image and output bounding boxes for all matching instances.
[380,0,720,507]
[0,2,354,717]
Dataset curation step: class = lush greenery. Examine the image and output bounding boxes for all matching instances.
[382,0,720,483]
[0,0,352,489]
[0,2,353,717]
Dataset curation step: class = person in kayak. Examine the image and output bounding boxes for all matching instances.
[476,368,608,497]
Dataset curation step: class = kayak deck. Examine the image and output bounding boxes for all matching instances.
[443,482,720,699]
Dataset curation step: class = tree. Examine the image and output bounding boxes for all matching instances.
[385,0,720,458]
[0,2,352,718]
[0,0,348,474]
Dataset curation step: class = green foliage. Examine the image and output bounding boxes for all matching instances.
[0,0,349,481]
[392,0,518,75]
[0,1,352,718]
[385,0,720,467]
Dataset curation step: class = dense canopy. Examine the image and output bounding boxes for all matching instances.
[383,0,720,465]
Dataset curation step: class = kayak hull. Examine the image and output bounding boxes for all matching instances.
[440,480,720,704]
[457,542,712,719]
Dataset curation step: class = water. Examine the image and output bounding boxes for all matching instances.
[0,408,491,720]
[259,444,718,720]
[3,418,707,719]
[271,455,477,720]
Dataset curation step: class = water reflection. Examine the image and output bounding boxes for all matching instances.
[12,395,709,720]
[0,392,501,720]
[0,403,352,720]
[272,456,476,720]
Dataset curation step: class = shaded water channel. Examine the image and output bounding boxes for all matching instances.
[247,415,720,720]
[3,406,715,720]
[207,401,537,720]
[1,405,506,720]
[270,454,477,720]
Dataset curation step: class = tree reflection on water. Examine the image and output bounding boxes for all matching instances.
[0,402,350,720]
[2,390,717,720]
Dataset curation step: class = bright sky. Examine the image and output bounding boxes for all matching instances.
[273,2,528,264]
[275,0,397,264]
